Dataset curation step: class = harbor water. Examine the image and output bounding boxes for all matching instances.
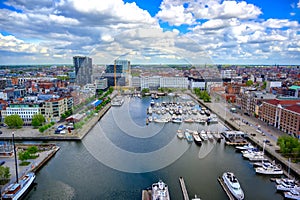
[25,96,283,200]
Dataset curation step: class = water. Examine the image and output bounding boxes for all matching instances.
[25,96,283,200]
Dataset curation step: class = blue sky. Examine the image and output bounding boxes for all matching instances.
[0,0,299,65]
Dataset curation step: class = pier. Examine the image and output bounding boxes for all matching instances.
[217,177,235,200]
[179,177,190,200]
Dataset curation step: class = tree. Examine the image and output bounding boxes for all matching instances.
[246,80,254,86]
[261,81,267,90]
[31,114,45,128]
[4,115,24,128]
[0,166,11,184]
[141,88,150,96]
[277,136,300,161]
[27,146,38,154]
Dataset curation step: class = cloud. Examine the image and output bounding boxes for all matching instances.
[156,0,262,26]
[0,0,299,65]
[156,2,195,26]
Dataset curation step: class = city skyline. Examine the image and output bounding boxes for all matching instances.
[0,0,300,65]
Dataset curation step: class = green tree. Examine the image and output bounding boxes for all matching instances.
[277,136,300,161]
[246,80,254,86]
[31,114,45,128]
[27,146,38,154]
[4,115,24,128]
[261,81,267,90]
[141,88,150,95]
[18,151,31,162]
[0,165,11,184]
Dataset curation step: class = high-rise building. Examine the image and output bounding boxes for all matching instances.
[73,56,92,86]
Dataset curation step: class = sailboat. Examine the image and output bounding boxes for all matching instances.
[2,133,36,200]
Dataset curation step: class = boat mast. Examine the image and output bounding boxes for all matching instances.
[12,132,19,183]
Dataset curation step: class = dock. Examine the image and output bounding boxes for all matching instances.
[179,177,190,200]
[217,177,235,200]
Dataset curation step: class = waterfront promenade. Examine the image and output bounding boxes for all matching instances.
[0,103,111,141]
[188,92,300,179]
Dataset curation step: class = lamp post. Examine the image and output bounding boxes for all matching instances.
[12,132,18,183]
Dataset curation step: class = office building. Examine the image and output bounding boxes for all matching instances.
[73,56,92,86]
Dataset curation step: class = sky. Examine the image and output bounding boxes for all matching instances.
[0,0,299,65]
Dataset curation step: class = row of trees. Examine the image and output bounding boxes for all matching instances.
[4,114,46,129]
[277,136,300,162]
[193,88,211,102]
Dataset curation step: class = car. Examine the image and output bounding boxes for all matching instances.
[0,161,5,166]
[263,139,270,144]
[57,125,66,131]
[55,129,61,134]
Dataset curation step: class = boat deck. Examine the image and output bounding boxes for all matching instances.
[217,177,235,200]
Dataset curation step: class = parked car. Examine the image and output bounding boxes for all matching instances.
[57,125,66,131]
[0,161,5,166]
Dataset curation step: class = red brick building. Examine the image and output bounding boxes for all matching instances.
[260,99,300,137]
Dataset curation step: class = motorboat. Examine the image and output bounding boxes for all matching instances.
[276,178,299,192]
[177,130,184,139]
[192,131,202,145]
[185,131,193,143]
[199,130,208,141]
[154,118,169,123]
[213,132,222,142]
[276,178,298,186]
[172,117,183,123]
[206,131,214,141]
[284,188,300,200]
[222,172,244,200]
[184,118,194,123]
[236,143,255,151]
[277,182,299,192]
[152,180,170,200]
[255,162,283,175]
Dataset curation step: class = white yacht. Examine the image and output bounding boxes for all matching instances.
[199,130,208,141]
[2,172,36,200]
[255,162,283,175]
[177,130,184,139]
[152,180,170,200]
[236,143,255,151]
[284,188,300,200]
[222,172,244,200]
[276,178,299,192]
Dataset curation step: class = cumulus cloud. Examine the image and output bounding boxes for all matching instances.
[0,0,299,65]
[156,2,195,26]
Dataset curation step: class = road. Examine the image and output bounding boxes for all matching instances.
[189,91,300,178]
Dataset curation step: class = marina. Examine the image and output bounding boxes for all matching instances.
[7,95,292,199]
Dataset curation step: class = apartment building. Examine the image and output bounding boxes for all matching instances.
[260,99,300,137]
[41,96,73,122]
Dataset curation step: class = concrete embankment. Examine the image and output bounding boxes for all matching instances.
[0,103,111,141]
[188,92,300,179]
